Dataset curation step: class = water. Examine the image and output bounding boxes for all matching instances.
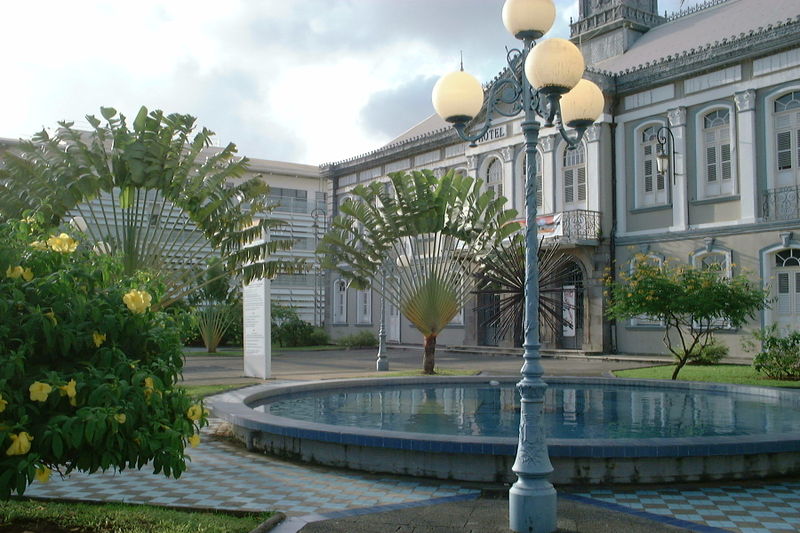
[255,382,800,439]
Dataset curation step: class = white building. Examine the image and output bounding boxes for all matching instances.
[321,0,800,358]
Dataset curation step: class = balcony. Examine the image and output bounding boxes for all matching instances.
[533,209,602,247]
[763,186,800,222]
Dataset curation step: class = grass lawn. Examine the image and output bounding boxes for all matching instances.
[0,499,270,533]
[273,345,345,353]
[181,383,260,399]
[614,364,800,388]
[184,345,344,357]
[183,348,243,357]
[353,368,480,378]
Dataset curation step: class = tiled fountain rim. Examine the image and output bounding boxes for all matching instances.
[206,376,800,458]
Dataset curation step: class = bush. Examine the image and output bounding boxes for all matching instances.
[306,328,330,346]
[684,339,729,365]
[337,331,378,349]
[0,218,207,498]
[750,326,800,379]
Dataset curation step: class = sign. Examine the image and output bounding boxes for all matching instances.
[477,124,507,144]
[243,277,271,379]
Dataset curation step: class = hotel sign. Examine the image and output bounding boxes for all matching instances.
[477,124,507,144]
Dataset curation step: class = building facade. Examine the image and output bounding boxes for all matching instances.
[321,0,800,358]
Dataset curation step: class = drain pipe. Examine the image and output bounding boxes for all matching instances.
[608,93,619,354]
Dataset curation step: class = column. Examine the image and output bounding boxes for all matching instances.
[735,89,758,223]
[585,124,602,213]
[539,134,556,215]
[668,107,688,231]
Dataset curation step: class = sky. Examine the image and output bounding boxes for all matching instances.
[1,0,701,166]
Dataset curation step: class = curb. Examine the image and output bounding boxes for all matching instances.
[249,511,286,533]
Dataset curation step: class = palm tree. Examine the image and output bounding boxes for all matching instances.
[474,233,578,348]
[0,106,301,308]
[318,169,519,374]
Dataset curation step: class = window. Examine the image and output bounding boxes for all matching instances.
[775,249,800,334]
[691,248,733,328]
[639,125,668,207]
[774,92,800,186]
[356,289,371,324]
[702,109,735,198]
[562,144,586,209]
[486,158,503,197]
[333,279,347,323]
[630,253,664,327]
[270,187,308,213]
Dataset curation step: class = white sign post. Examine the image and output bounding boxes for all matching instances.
[243,277,271,379]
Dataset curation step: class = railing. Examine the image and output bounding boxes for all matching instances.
[763,186,800,221]
[539,209,601,244]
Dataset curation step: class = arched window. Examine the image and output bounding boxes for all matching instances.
[629,252,664,327]
[774,249,800,333]
[774,91,800,177]
[333,279,348,324]
[692,247,733,328]
[356,289,371,324]
[486,158,503,197]
[702,109,735,197]
[562,143,586,209]
[639,125,668,207]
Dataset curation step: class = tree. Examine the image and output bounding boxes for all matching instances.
[474,234,577,347]
[318,170,519,374]
[0,106,301,308]
[188,258,239,353]
[605,255,768,379]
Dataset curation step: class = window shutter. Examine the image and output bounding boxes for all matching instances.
[564,169,574,204]
[778,272,790,314]
[778,131,793,170]
[536,173,543,207]
[706,146,717,182]
[796,272,800,314]
[577,167,586,201]
[656,171,665,191]
[721,144,732,180]
[644,160,653,192]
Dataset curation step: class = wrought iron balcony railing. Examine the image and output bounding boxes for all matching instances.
[538,209,601,244]
[763,185,800,222]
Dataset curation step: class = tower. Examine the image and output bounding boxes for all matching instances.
[571,0,663,65]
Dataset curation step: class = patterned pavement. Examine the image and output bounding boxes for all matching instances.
[571,482,800,533]
[23,420,480,517]
[18,420,800,532]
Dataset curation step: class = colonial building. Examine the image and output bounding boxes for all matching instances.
[321,0,800,358]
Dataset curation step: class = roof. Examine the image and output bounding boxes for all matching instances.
[593,0,800,74]
[387,113,450,146]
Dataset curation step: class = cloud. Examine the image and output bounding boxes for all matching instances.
[360,75,439,139]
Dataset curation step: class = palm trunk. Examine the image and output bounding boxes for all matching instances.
[423,334,437,375]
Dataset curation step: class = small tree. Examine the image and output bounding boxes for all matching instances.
[606,255,768,379]
[318,170,518,374]
[188,258,238,353]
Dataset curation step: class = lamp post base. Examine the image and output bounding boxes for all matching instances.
[509,478,557,533]
[376,352,389,371]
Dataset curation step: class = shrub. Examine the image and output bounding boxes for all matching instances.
[0,218,207,498]
[749,326,800,379]
[337,331,378,349]
[306,328,330,346]
[684,339,729,365]
[272,317,315,347]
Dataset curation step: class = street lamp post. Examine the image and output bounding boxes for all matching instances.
[432,1,603,532]
[376,264,389,371]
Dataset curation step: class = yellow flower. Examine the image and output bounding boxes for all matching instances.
[59,379,77,406]
[92,332,106,348]
[0,394,7,413]
[44,311,57,325]
[186,404,203,421]
[114,413,127,424]
[143,377,156,399]
[29,381,52,402]
[30,240,47,250]
[123,290,152,314]
[5,266,23,279]
[35,466,51,483]
[6,432,33,456]
[47,233,78,253]
[188,434,201,448]
[21,268,33,281]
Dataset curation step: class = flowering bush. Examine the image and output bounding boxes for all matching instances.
[0,218,207,498]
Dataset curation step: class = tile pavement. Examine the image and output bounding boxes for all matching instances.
[23,420,480,517]
[18,419,800,532]
[572,481,800,533]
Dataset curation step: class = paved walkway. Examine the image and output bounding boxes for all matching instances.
[21,347,800,532]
